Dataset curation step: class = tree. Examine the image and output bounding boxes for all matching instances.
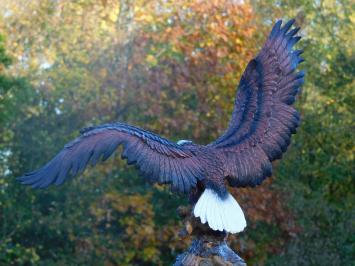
[0,0,353,264]
[252,0,354,264]
[0,33,41,265]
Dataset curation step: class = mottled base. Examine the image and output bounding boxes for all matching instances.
[174,238,246,266]
[174,206,246,266]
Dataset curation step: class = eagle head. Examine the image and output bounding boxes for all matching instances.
[177,139,193,146]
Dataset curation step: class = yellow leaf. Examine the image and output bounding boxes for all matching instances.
[146,54,157,65]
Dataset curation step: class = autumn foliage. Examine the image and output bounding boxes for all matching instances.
[0,0,353,265]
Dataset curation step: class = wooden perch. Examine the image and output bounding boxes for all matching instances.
[174,206,246,266]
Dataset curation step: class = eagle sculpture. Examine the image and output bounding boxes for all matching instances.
[18,19,304,234]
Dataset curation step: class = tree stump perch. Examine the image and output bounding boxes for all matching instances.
[174,206,246,266]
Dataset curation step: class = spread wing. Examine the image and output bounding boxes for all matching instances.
[210,19,305,187]
[18,123,204,193]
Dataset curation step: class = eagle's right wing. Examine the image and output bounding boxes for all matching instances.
[18,123,204,193]
[210,19,305,187]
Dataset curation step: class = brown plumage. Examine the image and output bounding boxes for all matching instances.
[18,19,304,233]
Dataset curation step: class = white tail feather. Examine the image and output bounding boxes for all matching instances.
[193,189,247,234]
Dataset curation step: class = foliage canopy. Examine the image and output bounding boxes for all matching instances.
[0,0,353,265]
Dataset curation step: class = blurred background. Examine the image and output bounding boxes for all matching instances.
[0,0,353,265]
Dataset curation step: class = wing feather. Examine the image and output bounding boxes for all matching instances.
[159,156,168,184]
[211,19,304,187]
[18,123,204,193]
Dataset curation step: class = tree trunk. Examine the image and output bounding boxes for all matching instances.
[174,206,246,266]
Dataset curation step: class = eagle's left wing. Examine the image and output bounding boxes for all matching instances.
[210,19,305,187]
[18,123,204,193]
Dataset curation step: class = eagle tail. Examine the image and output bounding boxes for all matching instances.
[193,189,246,234]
